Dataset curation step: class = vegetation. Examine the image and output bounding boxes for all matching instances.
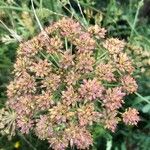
[0,0,150,150]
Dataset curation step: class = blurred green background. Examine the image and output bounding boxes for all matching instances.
[0,0,150,149]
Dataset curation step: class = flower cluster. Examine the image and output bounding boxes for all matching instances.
[0,18,140,150]
[122,108,140,125]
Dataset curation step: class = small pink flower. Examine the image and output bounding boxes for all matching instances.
[3,17,140,149]
[77,103,96,126]
[88,25,107,39]
[102,110,119,132]
[65,125,93,149]
[35,92,54,110]
[79,78,104,101]
[60,51,75,69]
[62,86,78,106]
[75,32,96,52]
[121,75,138,93]
[64,70,81,86]
[35,115,53,140]
[95,63,115,82]
[75,52,95,73]
[112,52,134,73]
[17,116,34,134]
[58,17,81,37]
[102,87,125,111]
[122,108,140,125]
[103,38,125,54]
[30,59,51,77]
[42,74,61,91]
[18,38,39,57]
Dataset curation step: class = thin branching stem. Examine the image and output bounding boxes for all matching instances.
[135,92,150,104]
[31,0,43,31]
[17,131,37,150]
[130,0,144,39]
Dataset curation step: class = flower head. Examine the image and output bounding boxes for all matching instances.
[103,87,125,111]
[122,108,140,125]
[112,52,134,74]
[95,63,115,82]
[1,17,139,149]
[75,52,95,73]
[60,51,75,69]
[65,125,93,149]
[30,59,51,77]
[79,78,104,101]
[121,75,138,94]
[102,110,119,132]
[88,25,107,39]
[62,86,79,106]
[103,38,125,54]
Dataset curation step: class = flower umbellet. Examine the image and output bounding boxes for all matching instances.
[0,18,140,150]
[122,108,140,125]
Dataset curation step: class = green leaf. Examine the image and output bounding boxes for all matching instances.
[106,139,112,150]
[121,142,126,150]
[142,104,150,113]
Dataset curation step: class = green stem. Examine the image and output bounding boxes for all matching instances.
[76,0,87,25]
[51,0,58,20]
[39,51,59,67]
[135,92,150,104]
[95,51,108,65]
[31,0,43,31]
[17,131,37,150]
[130,0,144,39]
[40,0,43,10]
[65,37,68,51]
[0,6,32,12]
